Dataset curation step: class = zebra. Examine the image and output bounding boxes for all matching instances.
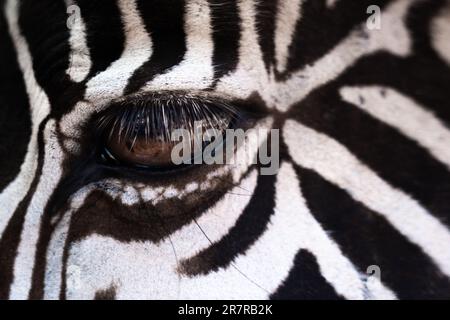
[0,0,450,300]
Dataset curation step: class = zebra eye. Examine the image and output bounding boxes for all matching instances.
[104,133,178,168]
[96,93,241,170]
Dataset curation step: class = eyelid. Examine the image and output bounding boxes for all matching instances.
[94,92,245,146]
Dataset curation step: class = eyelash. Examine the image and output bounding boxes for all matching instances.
[95,93,244,146]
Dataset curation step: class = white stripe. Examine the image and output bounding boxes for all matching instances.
[274,0,303,73]
[215,0,271,100]
[9,120,64,300]
[43,208,73,300]
[275,0,413,112]
[174,170,258,259]
[59,0,153,149]
[0,0,51,238]
[43,186,95,300]
[340,86,450,170]
[431,2,450,66]
[143,0,214,91]
[283,120,450,278]
[65,0,92,82]
[84,0,152,102]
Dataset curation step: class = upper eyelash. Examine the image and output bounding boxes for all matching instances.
[95,93,243,145]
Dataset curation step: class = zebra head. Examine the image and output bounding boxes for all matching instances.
[1,0,450,300]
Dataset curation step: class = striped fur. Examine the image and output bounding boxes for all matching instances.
[0,0,450,299]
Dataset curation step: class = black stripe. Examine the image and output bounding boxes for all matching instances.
[18,0,82,116]
[0,117,49,299]
[297,165,450,299]
[255,0,278,72]
[124,0,187,95]
[339,53,450,127]
[256,0,279,71]
[285,0,392,75]
[94,286,116,300]
[76,0,125,79]
[407,0,446,57]
[271,249,343,300]
[180,171,276,276]
[208,0,241,86]
[333,0,450,126]
[0,8,32,193]
[290,87,450,227]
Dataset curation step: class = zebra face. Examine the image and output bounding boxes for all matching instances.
[1,0,450,300]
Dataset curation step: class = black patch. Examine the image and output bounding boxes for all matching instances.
[208,0,241,86]
[18,0,82,115]
[0,8,31,192]
[125,0,187,94]
[62,188,228,244]
[255,0,278,72]
[76,0,125,78]
[298,165,450,299]
[285,0,392,75]
[407,0,446,56]
[271,249,343,300]
[0,118,49,299]
[180,172,276,275]
[94,286,117,300]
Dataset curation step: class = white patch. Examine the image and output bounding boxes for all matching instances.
[43,186,96,300]
[84,0,152,102]
[431,2,450,66]
[326,0,339,8]
[0,0,52,238]
[65,0,91,82]
[340,86,450,170]
[274,0,303,73]
[185,182,199,193]
[58,0,154,152]
[215,0,273,103]
[276,0,413,111]
[284,120,450,278]
[143,0,214,91]
[229,117,274,182]
[58,100,97,154]
[120,185,140,206]
[364,275,397,300]
[9,121,64,300]
[141,186,163,203]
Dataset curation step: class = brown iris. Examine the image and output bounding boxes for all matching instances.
[106,135,177,168]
